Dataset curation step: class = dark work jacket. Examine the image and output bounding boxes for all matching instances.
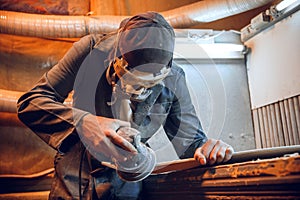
[17,33,207,199]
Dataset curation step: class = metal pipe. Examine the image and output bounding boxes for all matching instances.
[0,112,25,127]
[0,0,274,38]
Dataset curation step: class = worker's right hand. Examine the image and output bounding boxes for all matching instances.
[77,114,138,162]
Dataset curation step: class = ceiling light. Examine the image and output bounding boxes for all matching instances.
[276,0,297,11]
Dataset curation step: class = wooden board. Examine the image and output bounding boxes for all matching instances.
[102,145,300,175]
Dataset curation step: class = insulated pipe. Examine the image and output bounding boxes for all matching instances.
[0,0,274,38]
[0,112,25,127]
[0,89,22,113]
[0,11,126,38]
[0,89,72,113]
[163,0,274,28]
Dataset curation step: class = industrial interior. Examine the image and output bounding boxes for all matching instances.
[0,0,299,199]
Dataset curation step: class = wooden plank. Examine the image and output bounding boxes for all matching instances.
[252,109,262,149]
[258,108,267,148]
[143,155,300,200]
[274,103,285,146]
[270,104,280,147]
[152,145,300,174]
[280,101,290,146]
[284,99,294,145]
[101,146,300,176]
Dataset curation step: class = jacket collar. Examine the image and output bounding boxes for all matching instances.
[131,83,163,127]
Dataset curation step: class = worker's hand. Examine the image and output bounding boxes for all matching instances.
[194,139,234,165]
[77,114,138,162]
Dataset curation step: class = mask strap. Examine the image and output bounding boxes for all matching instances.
[106,27,125,106]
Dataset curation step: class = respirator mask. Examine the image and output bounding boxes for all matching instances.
[110,57,171,102]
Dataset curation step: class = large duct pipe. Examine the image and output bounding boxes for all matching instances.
[0,0,274,38]
[0,89,72,114]
[163,0,274,28]
[0,89,22,113]
[0,89,73,127]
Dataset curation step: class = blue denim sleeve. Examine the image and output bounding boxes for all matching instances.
[17,35,96,152]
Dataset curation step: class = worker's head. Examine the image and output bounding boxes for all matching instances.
[113,12,175,101]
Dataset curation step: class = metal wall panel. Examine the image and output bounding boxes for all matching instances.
[245,10,300,109]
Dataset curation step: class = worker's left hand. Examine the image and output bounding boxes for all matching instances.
[194,139,234,165]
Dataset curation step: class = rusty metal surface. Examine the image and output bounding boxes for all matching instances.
[143,155,300,199]
[0,34,73,91]
[0,125,55,176]
[0,0,89,15]
[0,89,70,177]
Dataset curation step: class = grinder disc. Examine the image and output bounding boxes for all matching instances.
[116,144,156,182]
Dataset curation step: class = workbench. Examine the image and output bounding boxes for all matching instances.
[142,154,300,199]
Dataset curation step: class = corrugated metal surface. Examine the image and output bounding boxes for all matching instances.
[252,95,300,148]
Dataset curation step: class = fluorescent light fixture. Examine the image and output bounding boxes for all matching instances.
[174,40,245,59]
[201,43,244,52]
[276,0,297,11]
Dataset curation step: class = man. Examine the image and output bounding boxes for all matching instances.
[17,12,233,200]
